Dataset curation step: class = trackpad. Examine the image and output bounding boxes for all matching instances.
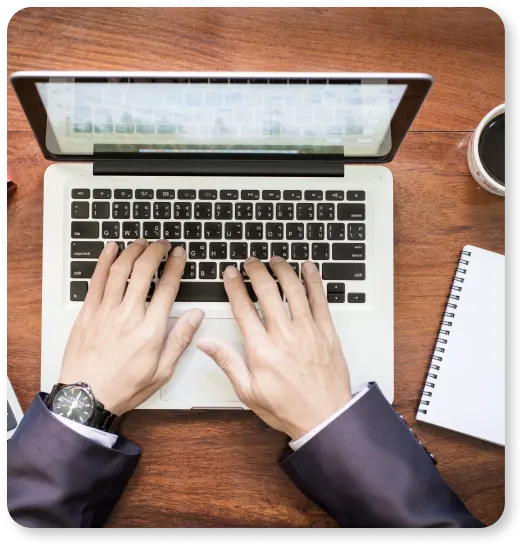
[160,318,245,406]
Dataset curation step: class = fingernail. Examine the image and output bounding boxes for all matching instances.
[105,241,117,253]
[225,266,239,279]
[157,239,169,245]
[135,238,148,247]
[303,261,316,273]
[173,245,186,256]
[245,256,258,264]
[187,309,205,328]
[271,255,284,263]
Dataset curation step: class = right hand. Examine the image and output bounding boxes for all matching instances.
[197,256,352,441]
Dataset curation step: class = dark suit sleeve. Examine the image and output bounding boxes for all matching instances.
[7,394,141,528]
[281,383,484,528]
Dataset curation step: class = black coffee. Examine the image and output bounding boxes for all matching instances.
[478,113,505,185]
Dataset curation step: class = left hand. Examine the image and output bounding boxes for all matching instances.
[60,239,204,415]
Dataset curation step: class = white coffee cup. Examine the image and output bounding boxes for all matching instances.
[467,103,505,196]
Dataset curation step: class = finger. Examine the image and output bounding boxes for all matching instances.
[155,308,205,381]
[84,241,119,308]
[222,265,267,340]
[147,245,187,320]
[101,239,149,308]
[197,337,251,397]
[124,239,171,307]
[301,260,335,333]
[242,257,288,329]
[269,256,314,324]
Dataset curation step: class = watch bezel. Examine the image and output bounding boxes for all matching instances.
[51,382,96,424]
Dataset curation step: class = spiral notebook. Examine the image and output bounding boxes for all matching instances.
[417,245,505,446]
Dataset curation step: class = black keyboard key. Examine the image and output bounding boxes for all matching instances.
[230,242,248,259]
[203,222,222,239]
[189,242,207,260]
[143,222,160,239]
[297,203,314,220]
[156,189,176,200]
[322,263,366,280]
[286,223,304,240]
[348,223,366,240]
[158,262,166,278]
[327,293,345,303]
[178,190,196,200]
[133,202,151,219]
[199,262,217,279]
[199,190,217,200]
[70,281,89,301]
[113,202,131,219]
[276,203,294,220]
[215,202,233,220]
[184,222,202,239]
[220,190,238,200]
[145,282,156,302]
[92,201,110,219]
[317,203,335,220]
[347,191,366,201]
[291,243,309,260]
[225,222,242,240]
[135,189,154,199]
[241,190,260,200]
[262,190,281,200]
[305,190,323,200]
[192,202,211,220]
[326,190,344,201]
[263,262,277,279]
[250,242,268,260]
[290,262,300,277]
[256,203,273,220]
[332,243,366,260]
[102,221,120,239]
[72,189,90,199]
[266,223,284,240]
[114,189,132,199]
[328,223,345,240]
[239,263,250,280]
[116,241,125,254]
[71,241,104,259]
[154,202,171,219]
[327,283,345,294]
[283,190,302,200]
[348,292,366,303]
[307,223,324,240]
[235,202,253,220]
[219,262,238,279]
[271,242,289,259]
[210,242,228,259]
[176,282,257,302]
[182,262,197,279]
[168,241,186,253]
[71,221,99,239]
[93,189,112,199]
[174,202,192,219]
[123,222,141,239]
[71,261,97,279]
[312,243,330,261]
[245,222,263,240]
[71,201,89,219]
[338,203,365,220]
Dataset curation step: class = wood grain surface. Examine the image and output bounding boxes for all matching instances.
[7,7,505,527]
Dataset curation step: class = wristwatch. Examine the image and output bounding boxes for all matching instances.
[45,382,120,433]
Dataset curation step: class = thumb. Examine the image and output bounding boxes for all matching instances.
[197,337,251,396]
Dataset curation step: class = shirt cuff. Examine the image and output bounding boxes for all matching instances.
[50,411,118,449]
[289,387,370,451]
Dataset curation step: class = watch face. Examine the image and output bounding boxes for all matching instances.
[52,385,95,424]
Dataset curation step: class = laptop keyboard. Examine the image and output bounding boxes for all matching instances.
[70,188,366,305]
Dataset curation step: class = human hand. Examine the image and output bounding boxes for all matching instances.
[197,256,351,440]
[60,239,204,416]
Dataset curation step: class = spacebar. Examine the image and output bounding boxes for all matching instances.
[176,282,258,302]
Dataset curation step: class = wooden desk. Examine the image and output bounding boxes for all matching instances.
[7,7,504,527]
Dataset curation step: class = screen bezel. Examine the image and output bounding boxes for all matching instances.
[11,72,433,164]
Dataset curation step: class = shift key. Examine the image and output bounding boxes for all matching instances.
[71,221,99,239]
[322,263,366,280]
[70,261,97,279]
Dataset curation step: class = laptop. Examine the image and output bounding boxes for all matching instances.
[8,377,24,440]
[11,72,433,409]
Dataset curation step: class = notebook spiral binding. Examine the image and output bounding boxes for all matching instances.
[417,249,472,415]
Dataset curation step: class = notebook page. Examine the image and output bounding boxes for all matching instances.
[417,245,505,445]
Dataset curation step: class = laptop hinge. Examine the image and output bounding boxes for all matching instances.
[93,159,345,177]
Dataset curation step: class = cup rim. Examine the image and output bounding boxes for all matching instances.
[472,103,505,190]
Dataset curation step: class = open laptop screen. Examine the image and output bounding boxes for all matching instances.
[12,73,433,162]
